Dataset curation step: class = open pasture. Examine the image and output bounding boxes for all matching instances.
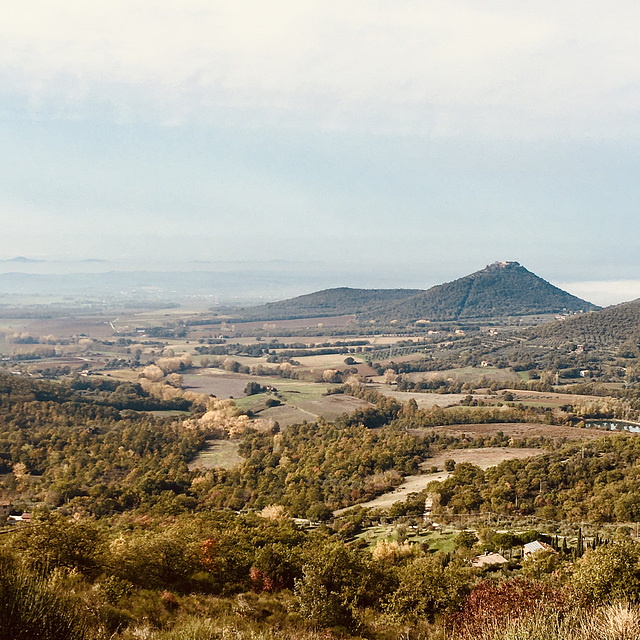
[185,371,371,425]
[413,422,627,441]
[292,353,363,368]
[235,382,372,426]
[508,388,604,406]
[405,366,522,384]
[422,446,544,471]
[183,371,335,399]
[182,371,254,398]
[372,386,495,409]
[188,438,243,470]
[195,314,357,334]
[24,315,117,339]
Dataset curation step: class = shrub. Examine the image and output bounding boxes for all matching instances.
[0,551,91,640]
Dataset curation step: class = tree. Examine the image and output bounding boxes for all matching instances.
[306,502,332,522]
[454,530,478,550]
[294,541,369,629]
[572,540,640,604]
[384,556,471,623]
[16,512,104,579]
[244,381,265,396]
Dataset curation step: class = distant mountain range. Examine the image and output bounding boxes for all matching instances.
[235,262,598,323]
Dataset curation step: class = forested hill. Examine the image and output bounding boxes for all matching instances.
[230,262,596,323]
[524,298,640,352]
[234,287,423,320]
[361,261,598,322]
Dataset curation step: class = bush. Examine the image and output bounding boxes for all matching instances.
[0,551,91,640]
[572,541,640,604]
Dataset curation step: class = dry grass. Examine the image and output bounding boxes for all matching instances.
[188,439,244,471]
[453,603,640,640]
[414,422,617,441]
[372,387,490,409]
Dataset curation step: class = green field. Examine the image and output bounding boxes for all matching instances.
[234,379,370,425]
[188,439,244,470]
[407,366,522,384]
[356,524,457,553]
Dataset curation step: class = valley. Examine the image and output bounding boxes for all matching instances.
[2,261,640,639]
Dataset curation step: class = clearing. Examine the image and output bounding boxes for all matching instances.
[338,447,544,513]
[188,439,244,470]
[185,371,371,426]
[415,421,628,441]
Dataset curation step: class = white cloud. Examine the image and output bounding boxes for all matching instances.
[559,280,640,307]
[2,1,640,136]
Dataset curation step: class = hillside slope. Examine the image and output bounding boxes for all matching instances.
[525,298,640,352]
[236,287,423,321]
[231,262,596,323]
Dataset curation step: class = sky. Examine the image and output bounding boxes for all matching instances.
[1,1,640,305]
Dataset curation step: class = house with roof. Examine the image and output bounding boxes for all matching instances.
[523,540,555,558]
[471,551,508,568]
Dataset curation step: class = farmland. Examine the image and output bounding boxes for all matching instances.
[3,290,640,640]
[417,421,623,441]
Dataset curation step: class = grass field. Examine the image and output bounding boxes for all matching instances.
[188,439,243,470]
[356,524,458,553]
[508,388,604,406]
[405,366,522,384]
[415,421,629,441]
[372,386,494,409]
[182,372,251,398]
[233,378,372,426]
[294,353,362,368]
[423,530,458,553]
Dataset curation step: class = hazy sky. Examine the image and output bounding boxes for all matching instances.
[2,2,640,302]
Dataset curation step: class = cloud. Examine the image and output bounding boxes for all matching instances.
[2,1,640,136]
[559,280,640,307]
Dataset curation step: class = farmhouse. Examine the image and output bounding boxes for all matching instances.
[523,540,555,557]
[471,551,508,568]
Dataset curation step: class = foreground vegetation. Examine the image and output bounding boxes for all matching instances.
[4,508,640,639]
[1,370,640,638]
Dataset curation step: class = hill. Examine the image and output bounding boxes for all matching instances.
[230,262,597,324]
[234,287,423,321]
[364,261,598,322]
[524,298,640,354]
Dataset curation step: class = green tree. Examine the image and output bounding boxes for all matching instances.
[572,540,640,604]
[294,541,370,629]
[306,502,333,522]
[384,556,471,623]
[454,530,478,551]
[16,512,104,579]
